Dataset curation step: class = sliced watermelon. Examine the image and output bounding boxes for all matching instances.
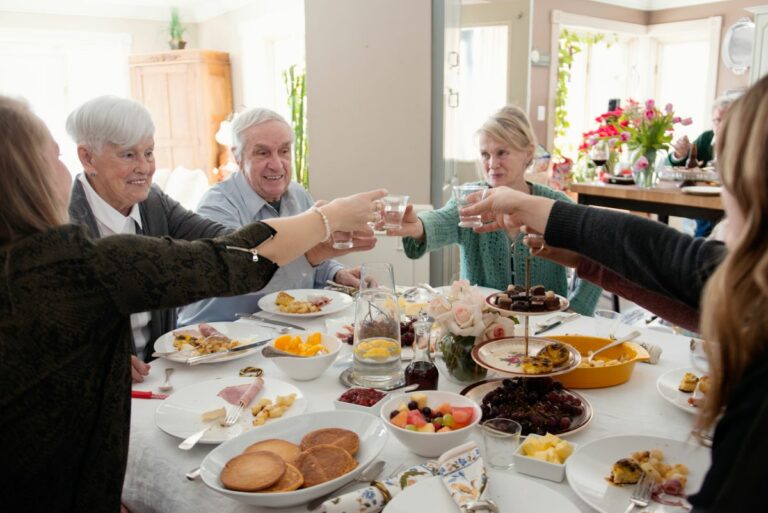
[406,409,427,427]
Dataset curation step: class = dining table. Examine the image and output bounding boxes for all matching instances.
[570,181,724,224]
[123,303,708,513]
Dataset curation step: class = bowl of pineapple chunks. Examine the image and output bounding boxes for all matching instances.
[513,433,577,482]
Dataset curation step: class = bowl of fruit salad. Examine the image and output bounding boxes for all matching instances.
[379,390,482,457]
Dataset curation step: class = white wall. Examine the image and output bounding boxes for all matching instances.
[0,10,193,54]
[196,0,304,112]
[304,0,432,204]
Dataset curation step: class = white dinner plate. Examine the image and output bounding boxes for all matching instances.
[154,322,271,364]
[200,410,388,508]
[155,377,306,444]
[656,367,701,415]
[566,434,711,513]
[681,185,722,196]
[384,472,580,513]
[258,289,354,318]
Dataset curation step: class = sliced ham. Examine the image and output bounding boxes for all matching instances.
[217,377,264,406]
[199,323,225,338]
[307,294,332,307]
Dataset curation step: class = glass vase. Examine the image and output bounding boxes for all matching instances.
[632,148,658,188]
[436,332,487,384]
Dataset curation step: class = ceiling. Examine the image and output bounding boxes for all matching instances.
[0,0,729,22]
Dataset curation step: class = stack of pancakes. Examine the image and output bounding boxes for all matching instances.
[220,428,360,492]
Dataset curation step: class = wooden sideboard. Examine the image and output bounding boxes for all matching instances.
[129,49,232,183]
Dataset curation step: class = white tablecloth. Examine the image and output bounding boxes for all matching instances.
[124,308,702,513]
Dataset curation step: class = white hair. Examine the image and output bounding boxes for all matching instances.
[713,91,743,112]
[230,107,293,160]
[65,95,154,152]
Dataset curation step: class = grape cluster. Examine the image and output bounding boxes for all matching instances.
[400,318,416,347]
[480,377,584,436]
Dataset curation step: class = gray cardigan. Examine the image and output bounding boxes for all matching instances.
[68,178,229,360]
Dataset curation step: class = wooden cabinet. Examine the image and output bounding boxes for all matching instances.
[129,49,232,183]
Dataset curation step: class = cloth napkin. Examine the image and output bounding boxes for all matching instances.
[320,461,438,513]
[438,441,497,513]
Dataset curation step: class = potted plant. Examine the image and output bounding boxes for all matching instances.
[168,8,187,50]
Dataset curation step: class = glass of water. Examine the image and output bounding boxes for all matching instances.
[381,195,409,229]
[453,184,489,228]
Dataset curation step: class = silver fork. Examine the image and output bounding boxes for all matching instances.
[221,403,244,427]
[623,473,653,513]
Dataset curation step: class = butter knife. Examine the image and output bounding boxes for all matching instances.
[236,313,307,331]
[534,313,579,335]
[185,338,271,365]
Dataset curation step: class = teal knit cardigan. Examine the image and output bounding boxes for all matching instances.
[403,182,602,315]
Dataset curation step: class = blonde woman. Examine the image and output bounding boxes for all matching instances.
[387,105,601,314]
[462,77,768,511]
[0,96,385,513]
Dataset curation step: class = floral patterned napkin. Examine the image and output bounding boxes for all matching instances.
[438,441,498,513]
[320,462,437,513]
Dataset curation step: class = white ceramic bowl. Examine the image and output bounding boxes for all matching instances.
[200,410,388,508]
[378,390,482,457]
[333,387,389,416]
[513,434,578,482]
[266,332,342,381]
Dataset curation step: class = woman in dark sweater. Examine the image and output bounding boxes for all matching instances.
[0,96,386,513]
[462,76,768,512]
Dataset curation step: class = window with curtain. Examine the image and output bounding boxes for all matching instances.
[557,19,715,164]
[0,29,130,177]
[453,24,508,161]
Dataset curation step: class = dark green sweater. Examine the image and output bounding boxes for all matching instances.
[666,129,715,166]
[0,223,278,513]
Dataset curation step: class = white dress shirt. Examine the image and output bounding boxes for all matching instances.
[78,174,152,354]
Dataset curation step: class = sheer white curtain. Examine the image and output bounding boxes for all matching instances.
[0,29,130,177]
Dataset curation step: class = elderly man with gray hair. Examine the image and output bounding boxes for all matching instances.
[178,107,373,324]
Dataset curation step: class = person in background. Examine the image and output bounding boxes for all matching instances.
[462,75,768,511]
[178,108,374,325]
[66,96,228,380]
[385,105,602,315]
[667,94,740,237]
[0,94,386,513]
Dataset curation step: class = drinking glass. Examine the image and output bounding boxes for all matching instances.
[481,418,522,470]
[352,290,402,388]
[590,141,609,178]
[452,184,488,228]
[593,309,621,339]
[331,231,354,250]
[381,195,409,229]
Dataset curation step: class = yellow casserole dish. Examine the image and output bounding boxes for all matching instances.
[549,335,650,389]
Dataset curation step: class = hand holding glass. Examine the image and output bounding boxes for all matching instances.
[381,195,409,229]
[453,184,489,228]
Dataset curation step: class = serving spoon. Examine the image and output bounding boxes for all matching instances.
[587,330,641,364]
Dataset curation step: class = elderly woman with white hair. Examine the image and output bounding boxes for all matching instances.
[66,96,229,380]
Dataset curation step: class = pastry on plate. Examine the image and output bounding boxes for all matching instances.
[678,372,699,393]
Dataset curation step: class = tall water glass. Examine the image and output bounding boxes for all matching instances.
[453,184,489,228]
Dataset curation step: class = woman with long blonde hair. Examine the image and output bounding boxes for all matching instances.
[460,77,768,511]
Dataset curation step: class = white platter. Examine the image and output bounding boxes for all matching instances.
[680,185,722,196]
[258,289,354,318]
[200,410,388,508]
[656,367,702,415]
[385,472,580,513]
[566,434,710,513]
[154,322,271,364]
[154,377,306,444]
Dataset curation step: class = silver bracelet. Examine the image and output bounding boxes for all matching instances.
[311,206,331,241]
